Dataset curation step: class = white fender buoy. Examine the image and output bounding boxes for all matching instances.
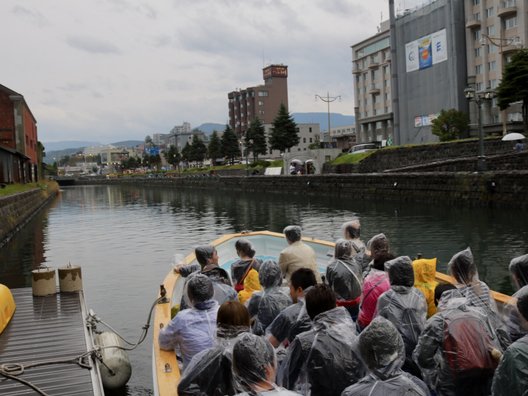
[31,267,57,296]
[94,331,132,389]
[58,264,83,292]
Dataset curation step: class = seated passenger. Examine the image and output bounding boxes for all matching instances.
[178,301,250,396]
[412,257,439,318]
[357,251,394,331]
[362,233,390,275]
[326,239,363,320]
[232,333,301,396]
[278,284,365,396]
[342,317,429,396]
[504,254,528,341]
[492,290,528,396]
[341,218,365,255]
[247,259,292,335]
[376,256,427,378]
[178,245,238,308]
[279,225,321,283]
[231,239,262,304]
[267,268,317,348]
[414,293,503,396]
[159,274,219,369]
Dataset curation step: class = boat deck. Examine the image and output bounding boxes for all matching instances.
[0,288,104,396]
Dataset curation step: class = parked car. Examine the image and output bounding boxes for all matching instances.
[348,143,378,154]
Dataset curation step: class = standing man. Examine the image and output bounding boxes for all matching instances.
[279,226,321,283]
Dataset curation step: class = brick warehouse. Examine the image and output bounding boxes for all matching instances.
[0,84,38,184]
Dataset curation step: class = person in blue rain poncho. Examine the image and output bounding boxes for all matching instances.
[158,274,219,369]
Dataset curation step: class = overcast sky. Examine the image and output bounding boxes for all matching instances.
[2,0,427,143]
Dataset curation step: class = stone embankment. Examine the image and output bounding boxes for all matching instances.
[77,171,528,209]
[0,183,59,247]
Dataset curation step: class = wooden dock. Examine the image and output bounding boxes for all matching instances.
[0,288,104,395]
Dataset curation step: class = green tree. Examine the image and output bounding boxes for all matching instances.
[269,103,299,153]
[431,109,469,141]
[221,125,241,164]
[497,49,528,132]
[246,118,267,161]
[181,142,192,162]
[190,135,207,163]
[166,145,181,169]
[208,131,223,164]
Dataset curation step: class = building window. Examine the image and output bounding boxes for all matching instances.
[473,0,480,5]
[487,25,495,36]
[485,7,494,17]
[309,127,312,132]
[504,16,518,29]
[476,82,484,91]
[303,138,306,143]
[258,91,269,97]
[487,44,497,54]
[473,29,481,41]
[309,138,313,143]
[474,47,481,57]
[473,12,480,21]
[258,100,264,106]
[490,79,498,88]
[505,54,513,63]
[488,61,497,71]
[475,64,483,74]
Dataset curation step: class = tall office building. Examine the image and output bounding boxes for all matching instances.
[352,20,393,144]
[228,65,288,137]
[464,0,525,133]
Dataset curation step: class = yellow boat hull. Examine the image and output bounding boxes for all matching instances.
[0,284,16,334]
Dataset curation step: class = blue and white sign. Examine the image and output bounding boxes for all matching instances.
[405,29,447,73]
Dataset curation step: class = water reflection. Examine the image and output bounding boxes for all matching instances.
[0,184,526,395]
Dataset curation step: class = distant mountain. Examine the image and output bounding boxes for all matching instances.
[292,112,355,131]
[42,141,101,151]
[110,140,143,148]
[195,123,226,135]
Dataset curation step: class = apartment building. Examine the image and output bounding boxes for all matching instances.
[263,123,320,158]
[228,65,289,137]
[329,124,357,150]
[352,21,393,144]
[464,0,525,133]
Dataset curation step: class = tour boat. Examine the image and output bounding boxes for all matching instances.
[151,230,511,396]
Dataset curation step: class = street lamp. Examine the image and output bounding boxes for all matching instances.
[315,92,341,135]
[464,86,494,172]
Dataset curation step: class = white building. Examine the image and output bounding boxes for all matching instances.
[263,123,321,158]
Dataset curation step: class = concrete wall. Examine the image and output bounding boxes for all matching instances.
[78,171,528,209]
[0,185,58,247]
[394,0,468,145]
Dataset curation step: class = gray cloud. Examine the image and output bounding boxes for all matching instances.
[66,36,121,54]
[11,5,49,27]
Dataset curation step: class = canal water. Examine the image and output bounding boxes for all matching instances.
[1,184,527,395]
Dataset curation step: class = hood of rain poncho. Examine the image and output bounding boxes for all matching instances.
[342,219,361,239]
[413,258,437,284]
[195,245,216,267]
[283,225,302,243]
[217,324,251,340]
[367,233,389,258]
[386,256,414,287]
[232,333,277,392]
[187,273,215,306]
[259,259,283,289]
[311,305,357,332]
[448,247,478,285]
[358,317,406,380]
[335,238,354,260]
[509,254,528,290]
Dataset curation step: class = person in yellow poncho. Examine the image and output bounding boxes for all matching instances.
[230,239,262,304]
[412,257,438,317]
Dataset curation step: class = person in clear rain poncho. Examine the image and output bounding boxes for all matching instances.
[158,274,219,369]
[413,294,503,396]
[178,245,238,308]
[491,290,528,396]
[503,254,528,341]
[177,301,251,396]
[326,238,363,320]
[232,333,301,396]
[247,259,292,336]
[341,218,365,255]
[278,284,366,396]
[441,247,510,349]
[376,256,427,378]
[341,317,429,396]
[268,268,317,348]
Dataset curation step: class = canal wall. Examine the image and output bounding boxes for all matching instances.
[77,171,528,209]
[0,184,59,247]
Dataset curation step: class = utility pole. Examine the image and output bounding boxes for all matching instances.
[315,92,341,135]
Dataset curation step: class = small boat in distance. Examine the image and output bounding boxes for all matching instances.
[151,230,511,396]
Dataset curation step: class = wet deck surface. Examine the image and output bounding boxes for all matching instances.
[0,288,103,395]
